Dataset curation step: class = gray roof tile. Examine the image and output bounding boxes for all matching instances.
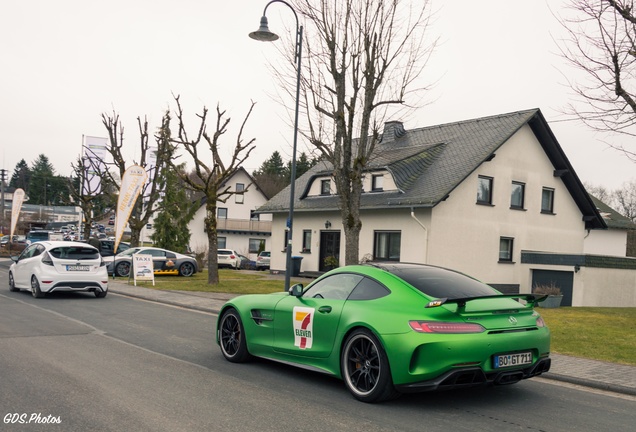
[257,109,605,229]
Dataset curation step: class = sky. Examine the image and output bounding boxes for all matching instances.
[1,0,634,190]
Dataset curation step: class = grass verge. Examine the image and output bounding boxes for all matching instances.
[538,307,636,366]
[136,269,306,295]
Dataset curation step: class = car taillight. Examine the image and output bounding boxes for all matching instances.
[534,312,546,328]
[230,255,236,259]
[41,252,54,266]
[409,321,485,334]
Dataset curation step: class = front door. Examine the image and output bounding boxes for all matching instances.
[319,231,341,271]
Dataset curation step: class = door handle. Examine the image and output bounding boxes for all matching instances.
[318,306,332,314]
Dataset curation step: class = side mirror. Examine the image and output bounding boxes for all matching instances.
[289,283,304,297]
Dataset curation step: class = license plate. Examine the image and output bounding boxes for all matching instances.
[493,352,532,368]
[66,265,90,271]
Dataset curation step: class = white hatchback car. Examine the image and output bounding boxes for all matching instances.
[9,241,108,298]
[217,249,241,269]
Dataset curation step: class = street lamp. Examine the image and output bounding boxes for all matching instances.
[250,0,303,292]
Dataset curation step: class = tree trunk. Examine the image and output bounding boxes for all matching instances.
[205,200,219,285]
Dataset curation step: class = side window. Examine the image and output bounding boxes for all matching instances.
[541,187,555,214]
[303,273,364,300]
[374,231,401,261]
[477,176,493,205]
[20,245,38,260]
[235,183,245,204]
[499,237,514,263]
[249,238,265,254]
[348,277,390,300]
[302,230,312,252]
[510,181,525,210]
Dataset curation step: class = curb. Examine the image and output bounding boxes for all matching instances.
[543,373,636,396]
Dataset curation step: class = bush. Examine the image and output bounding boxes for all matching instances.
[533,282,562,296]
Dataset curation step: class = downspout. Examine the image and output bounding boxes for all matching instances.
[410,207,428,264]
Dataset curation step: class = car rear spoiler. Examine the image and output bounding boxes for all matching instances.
[425,294,548,310]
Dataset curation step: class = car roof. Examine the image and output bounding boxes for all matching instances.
[34,240,99,251]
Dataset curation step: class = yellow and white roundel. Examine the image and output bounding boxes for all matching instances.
[293,307,315,349]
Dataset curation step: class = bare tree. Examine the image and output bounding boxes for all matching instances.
[614,179,636,221]
[558,0,636,160]
[101,113,169,246]
[164,96,257,284]
[274,0,436,265]
[68,155,111,240]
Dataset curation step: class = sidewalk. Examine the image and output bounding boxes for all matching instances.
[107,278,636,397]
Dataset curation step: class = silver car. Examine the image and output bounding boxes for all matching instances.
[256,251,271,271]
[9,241,108,298]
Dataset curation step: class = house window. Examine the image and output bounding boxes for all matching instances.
[477,176,493,205]
[250,211,260,221]
[249,238,265,254]
[510,181,525,209]
[541,187,555,214]
[217,208,228,219]
[235,183,245,204]
[372,174,384,191]
[321,179,331,195]
[218,237,227,249]
[283,230,289,250]
[499,237,514,262]
[302,230,312,252]
[374,231,401,261]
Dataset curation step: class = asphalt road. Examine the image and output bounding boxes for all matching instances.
[0,272,634,431]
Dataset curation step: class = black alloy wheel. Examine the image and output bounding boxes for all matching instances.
[219,308,251,363]
[178,262,195,277]
[31,276,44,298]
[115,261,131,277]
[9,272,18,292]
[341,329,399,403]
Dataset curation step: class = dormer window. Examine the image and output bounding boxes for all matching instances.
[372,174,384,192]
[321,179,331,195]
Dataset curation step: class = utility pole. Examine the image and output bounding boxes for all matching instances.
[0,168,7,235]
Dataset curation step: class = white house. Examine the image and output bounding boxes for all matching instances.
[257,109,636,307]
[585,195,634,257]
[188,167,272,260]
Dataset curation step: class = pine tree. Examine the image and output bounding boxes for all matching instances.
[9,159,31,191]
[150,165,198,254]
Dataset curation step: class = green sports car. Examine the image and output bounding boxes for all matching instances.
[216,262,551,403]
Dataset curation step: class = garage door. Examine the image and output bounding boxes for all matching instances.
[531,270,573,307]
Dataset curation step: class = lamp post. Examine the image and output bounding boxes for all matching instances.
[250,0,303,292]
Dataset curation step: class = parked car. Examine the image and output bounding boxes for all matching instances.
[111,246,197,277]
[217,249,242,269]
[8,241,108,298]
[26,230,52,244]
[237,254,255,270]
[217,262,551,403]
[256,251,271,271]
[94,239,131,272]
